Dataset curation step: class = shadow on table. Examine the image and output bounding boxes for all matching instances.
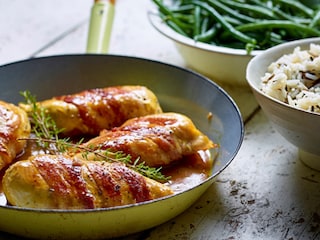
[289,158,320,239]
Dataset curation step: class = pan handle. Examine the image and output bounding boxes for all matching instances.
[86,0,116,54]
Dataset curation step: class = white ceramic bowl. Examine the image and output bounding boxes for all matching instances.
[246,37,320,170]
[148,12,262,87]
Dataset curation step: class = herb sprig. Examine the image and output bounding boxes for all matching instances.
[20,91,65,152]
[19,90,170,183]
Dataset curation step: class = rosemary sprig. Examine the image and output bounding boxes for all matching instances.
[20,137,170,183]
[19,91,170,182]
[20,90,65,152]
[132,158,167,182]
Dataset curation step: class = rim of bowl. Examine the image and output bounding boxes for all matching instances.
[246,37,320,116]
[148,11,263,57]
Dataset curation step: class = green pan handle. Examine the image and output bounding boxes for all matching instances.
[86,0,116,54]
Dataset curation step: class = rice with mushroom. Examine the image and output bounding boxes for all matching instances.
[261,43,320,113]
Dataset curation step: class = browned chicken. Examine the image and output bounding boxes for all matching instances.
[2,154,174,209]
[0,100,31,171]
[19,85,162,136]
[82,112,216,167]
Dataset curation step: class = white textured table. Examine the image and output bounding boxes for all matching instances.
[1,1,320,239]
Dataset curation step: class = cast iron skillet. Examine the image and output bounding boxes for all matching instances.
[0,54,244,239]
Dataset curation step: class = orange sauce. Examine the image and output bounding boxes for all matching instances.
[163,150,215,193]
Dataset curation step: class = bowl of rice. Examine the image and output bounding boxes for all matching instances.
[246,37,320,170]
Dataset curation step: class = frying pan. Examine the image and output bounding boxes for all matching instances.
[0,2,244,240]
[0,55,243,240]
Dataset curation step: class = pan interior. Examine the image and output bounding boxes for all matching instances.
[0,55,243,239]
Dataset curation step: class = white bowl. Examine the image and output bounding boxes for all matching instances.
[246,37,320,170]
[148,12,262,87]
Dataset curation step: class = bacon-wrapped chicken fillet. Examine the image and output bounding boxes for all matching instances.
[19,86,162,136]
[0,100,31,171]
[2,154,173,209]
[82,112,216,167]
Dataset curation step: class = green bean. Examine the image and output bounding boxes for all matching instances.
[153,0,192,32]
[246,0,269,8]
[207,0,256,23]
[310,9,320,28]
[246,0,300,22]
[257,31,284,46]
[158,12,189,37]
[273,6,300,21]
[269,32,284,42]
[170,4,195,13]
[193,6,201,36]
[152,0,173,16]
[193,1,256,44]
[218,0,275,19]
[172,13,194,24]
[194,26,217,42]
[236,20,320,37]
[200,17,210,34]
[277,0,314,18]
[222,15,243,26]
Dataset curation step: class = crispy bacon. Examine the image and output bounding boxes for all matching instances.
[19,85,162,136]
[0,100,30,171]
[83,112,216,167]
[2,154,173,209]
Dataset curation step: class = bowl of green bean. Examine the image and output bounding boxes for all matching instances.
[149,0,320,87]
